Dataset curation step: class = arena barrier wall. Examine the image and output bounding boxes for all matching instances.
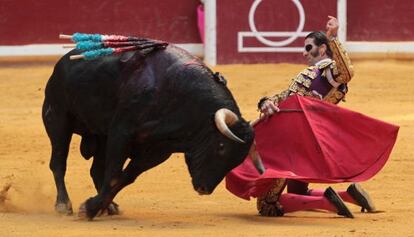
[0,0,203,57]
[1,0,414,64]
[205,0,414,65]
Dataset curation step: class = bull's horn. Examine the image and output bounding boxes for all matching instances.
[214,109,245,143]
[249,142,266,174]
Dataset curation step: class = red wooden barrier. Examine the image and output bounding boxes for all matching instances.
[0,0,202,45]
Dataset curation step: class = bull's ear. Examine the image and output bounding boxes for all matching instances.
[213,72,227,85]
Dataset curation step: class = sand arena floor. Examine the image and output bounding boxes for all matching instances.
[0,59,413,236]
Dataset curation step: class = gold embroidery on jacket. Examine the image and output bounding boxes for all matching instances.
[329,38,354,83]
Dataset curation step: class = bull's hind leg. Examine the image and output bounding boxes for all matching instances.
[42,101,73,215]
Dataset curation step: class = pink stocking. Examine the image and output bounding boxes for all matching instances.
[279,193,337,213]
[308,189,358,205]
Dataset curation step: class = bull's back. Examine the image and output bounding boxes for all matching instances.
[44,45,216,134]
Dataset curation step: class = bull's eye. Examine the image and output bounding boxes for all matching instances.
[218,142,225,155]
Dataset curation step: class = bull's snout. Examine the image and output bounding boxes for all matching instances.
[196,186,212,195]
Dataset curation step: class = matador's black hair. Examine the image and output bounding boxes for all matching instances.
[305,31,333,58]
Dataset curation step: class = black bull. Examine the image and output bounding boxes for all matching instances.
[42,44,255,219]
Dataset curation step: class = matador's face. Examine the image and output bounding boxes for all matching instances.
[303,37,327,66]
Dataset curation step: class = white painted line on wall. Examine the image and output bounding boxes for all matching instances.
[346,41,414,53]
[204,0,217,66]
[0,44,71,56]
[0,43,204,58]
[1,42,414,59]
[337,0,347,43]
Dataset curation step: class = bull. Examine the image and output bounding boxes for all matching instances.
[42,40,257,220]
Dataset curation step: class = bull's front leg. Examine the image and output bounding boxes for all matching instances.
[89,137,120,215]
[78,131,131,219]
[79,145,171,220]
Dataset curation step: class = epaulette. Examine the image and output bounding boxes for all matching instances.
[289,66,317,91]
[282,66,318,97]
[300,66,318,79]
[320,61,339,79]
[317,60,333,70]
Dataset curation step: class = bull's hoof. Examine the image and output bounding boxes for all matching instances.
[78,202,120,219]
[78,202,93,220]
[107,202,120,215]
[78,202,87,219]
[55,201,73,215]
[78,197,102,220]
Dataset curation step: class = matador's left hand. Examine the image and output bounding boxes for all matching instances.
[326,15,339,38]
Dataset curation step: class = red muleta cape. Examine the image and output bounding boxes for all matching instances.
[226,95,399,200]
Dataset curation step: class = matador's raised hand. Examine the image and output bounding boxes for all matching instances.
[326,16,339,38]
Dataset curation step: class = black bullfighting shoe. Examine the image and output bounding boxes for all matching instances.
[324,186,354,218]
[347,183,376,213]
